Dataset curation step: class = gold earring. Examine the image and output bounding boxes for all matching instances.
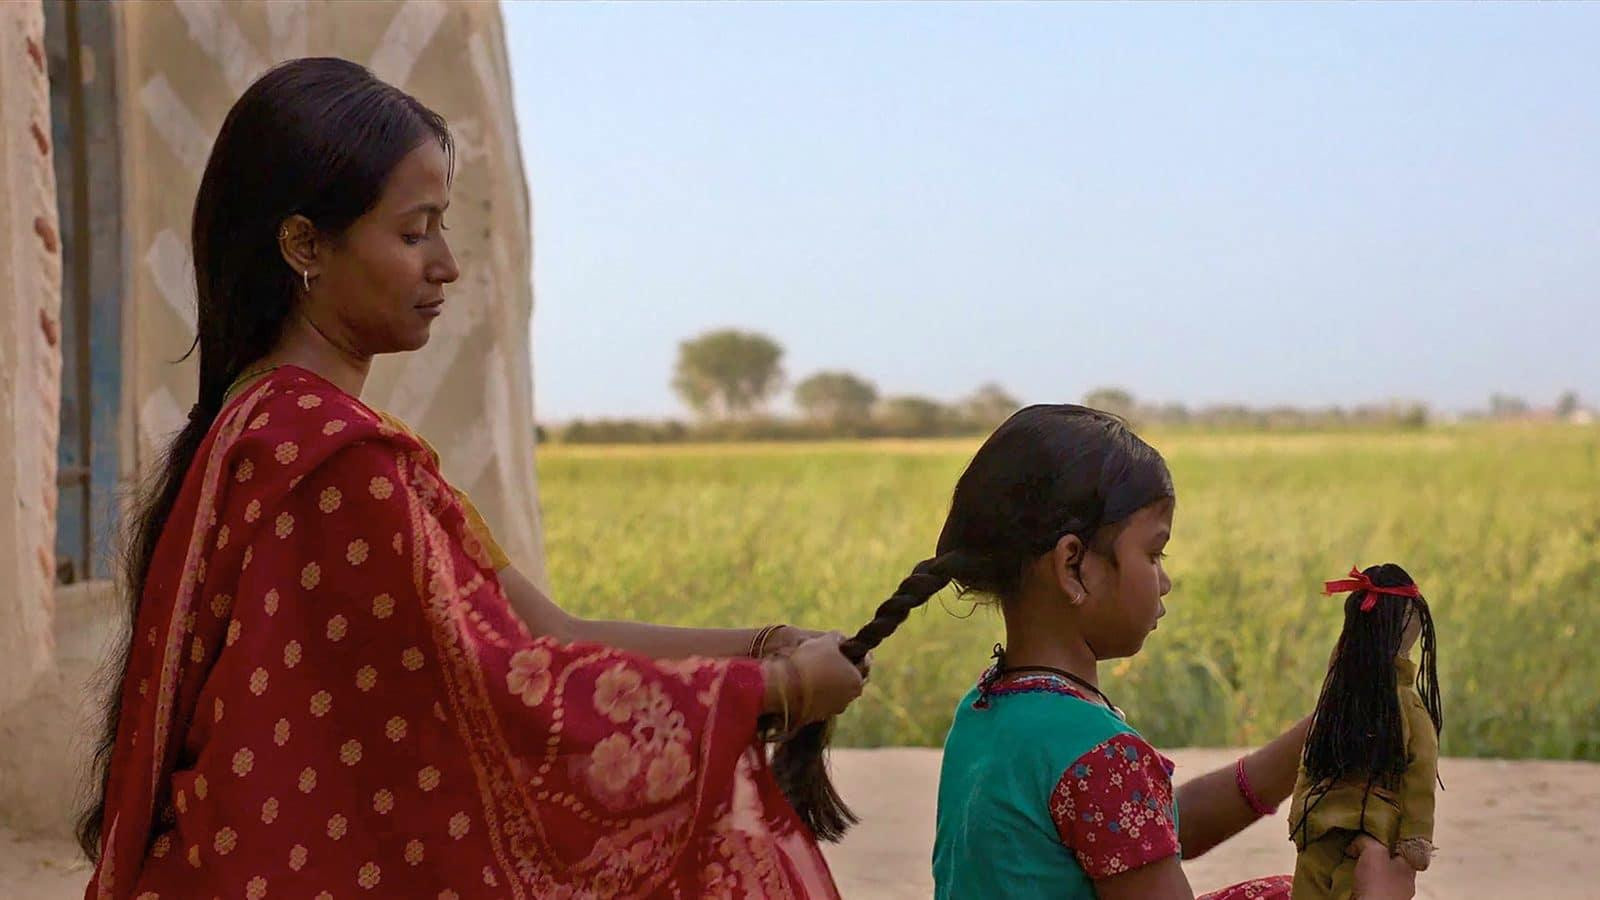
[302,270,310,292]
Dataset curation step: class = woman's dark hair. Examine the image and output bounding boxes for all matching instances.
[773,404,1175,840]
[77,57,451,861]
[1293,563,1443,842]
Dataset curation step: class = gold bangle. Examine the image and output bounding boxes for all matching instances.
[749,624,782,658]
[760,624,787,657]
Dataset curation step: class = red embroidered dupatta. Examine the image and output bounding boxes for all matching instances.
[87,367,838,899]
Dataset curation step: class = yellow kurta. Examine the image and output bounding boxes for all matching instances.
[222,372,512,572]
[1288,656,1438,899]
[377,410,513,571]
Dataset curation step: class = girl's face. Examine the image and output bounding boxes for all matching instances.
[1075,499,1174,660]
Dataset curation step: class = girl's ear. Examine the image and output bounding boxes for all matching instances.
[1049,533,1089,605]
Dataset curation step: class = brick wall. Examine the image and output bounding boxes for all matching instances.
[0,0,64,714]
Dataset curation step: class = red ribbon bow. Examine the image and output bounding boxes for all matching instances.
[1322,566,1422,612]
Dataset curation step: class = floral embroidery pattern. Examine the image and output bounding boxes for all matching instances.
[1198,875,1293,899]
[1050,732,1180,878]
[588,733,642,792]
[506,646,553,706]
[594,664,644,723]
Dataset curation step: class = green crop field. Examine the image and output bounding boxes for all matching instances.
[536,426,1600,759]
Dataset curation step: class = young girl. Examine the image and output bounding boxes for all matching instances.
[1289,564,1442,898]
[774,405,1420,899]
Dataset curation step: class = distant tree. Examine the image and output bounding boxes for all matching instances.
[1150,403,1191,426]
[961,382,1021,430]
[1197,404,1253,428]
[1392,402,1429,430]
[671,329,784,420]
[878,395,949,436]
[1557,390,1581,418]
[1489,393,1530,420]
[794,371,878,428]
[562,418,689,444]
[1083,387,1137,421]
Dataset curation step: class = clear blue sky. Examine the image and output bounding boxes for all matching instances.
[503,2,1600,421]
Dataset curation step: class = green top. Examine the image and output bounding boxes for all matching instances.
[934,671,1182,899]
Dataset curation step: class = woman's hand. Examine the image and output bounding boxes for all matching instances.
[785,632,866,723]
[762,625,872,679]
[760,625,823,657]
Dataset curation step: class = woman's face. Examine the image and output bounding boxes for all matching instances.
[310,140,459,355]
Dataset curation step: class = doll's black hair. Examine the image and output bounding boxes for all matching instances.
[1294,563,1442,840]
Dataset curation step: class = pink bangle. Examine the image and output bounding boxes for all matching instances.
[1235,757,1278,817]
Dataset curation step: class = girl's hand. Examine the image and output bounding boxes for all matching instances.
[1350,834,1418,899]
[787,632,866,723]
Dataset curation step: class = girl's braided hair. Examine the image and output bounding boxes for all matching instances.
[773,404,1174,839]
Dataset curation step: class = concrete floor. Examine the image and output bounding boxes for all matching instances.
[9,748,1597,898]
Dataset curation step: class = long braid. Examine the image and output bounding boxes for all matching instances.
[771,405,1174,840]
[771,552,969,841]
[841,555,963,661]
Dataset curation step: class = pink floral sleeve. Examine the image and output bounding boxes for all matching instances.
[1048,732,1180,878]
[1198,875,1293,899]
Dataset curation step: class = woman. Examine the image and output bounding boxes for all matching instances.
[81,57,863,899]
